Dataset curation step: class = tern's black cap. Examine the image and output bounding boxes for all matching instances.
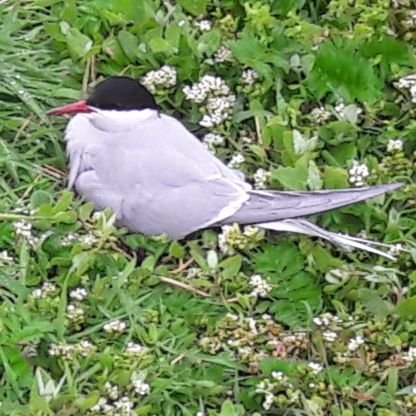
[86,76,158,111]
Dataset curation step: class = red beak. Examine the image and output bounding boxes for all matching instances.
[47,100,93,116]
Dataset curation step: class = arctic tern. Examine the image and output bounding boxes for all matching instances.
[48,76,402,259]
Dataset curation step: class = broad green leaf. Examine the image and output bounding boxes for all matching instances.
[396,296,416,319]
[178,0,208,16]
[117,30,138,62]
[272,164,308,189]
[220,255,242,280]
[66,28,93,59]
[323,166,349,188]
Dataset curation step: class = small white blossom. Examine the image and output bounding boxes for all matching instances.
[403,10,416,28]
[13,220,39,246]
[214,45,232,63]
[131,374,150,396]
[183,75,235,127]
[334,100,363,122]
[105,382,120,400]
[0,250,13,263]
[396,74,416,103]
[253,168,271,189]
[348,160,370,187]
[66,304,85,321]
[114,396,134,413]
[348,335,365,351]
[322,331,338,342]
[79,233,98,246]
[125,342,145,356]
[241,68,259,86]
[249,274,272,298]
[308,362,323,374]
[311,106,331,124]
[262,392,275,410]
[61,233,78,246]
[77,340,95,356]
[48,340,95,359]
[91,397,109,413]
[194,19,212,32]
[387,139,404,153]
[271,371,284,381]
[403,347,416,362]
[69,287,88,301]
[141,65,177,93]
[227,153,245,168]
[103,319,127,334]
[196,412,205,416]
[31,282,57,299]
[202,132,225,152]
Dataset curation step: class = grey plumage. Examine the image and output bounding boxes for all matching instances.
[64,108,402,258]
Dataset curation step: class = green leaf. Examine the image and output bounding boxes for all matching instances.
[197,29,222,56]
[149,37,172,54]
[66,27,93,59]
[220,255,242,280]
[323,166,349,188]
[357,288,393,319]
[178,0,208,16]
[117,30,138,62]
[30,190,52,208]
[396,296,416,319]
[272,164,308,189]
[169,241,186,259]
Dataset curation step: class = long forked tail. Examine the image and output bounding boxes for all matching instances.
[226,183,403,224]
[256,219,401,260]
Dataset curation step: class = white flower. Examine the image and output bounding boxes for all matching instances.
[183,75,235,127]
[196,412,205,416]
[194,20,212,32]
[13,220,39,246]
[311,106,331,124]
[308,362,323,374]
[66,304,85,321]
[79,233,98,246]
[103,319,127,333]
[31,282,57,299]
[396,74,416,103]
[125,342,145,356]
[131,374,150,396]
[61,233,78,246]
[249,274,272,298]
[114,396,134,413]
[69,287,88,301]
[91,397,109,413]
[48,340,95,359]
[214,45,232,63]
[77,340,95,356]
[403,347,416,362]
[348,335,365,351]
[322,331,338,342]
[227,153,245,168]
[387,139,404,153]
[105,382,120,400]
[262,392,275,410]
[348,160,370,187]
[202,132,225,152]
[271,371,284,381]
[403,10,416,28]
[0,250,13,263]
[241,68,259,86]
[141,65,177,92]
[253,168,271,189]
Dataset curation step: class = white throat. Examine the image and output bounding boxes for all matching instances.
[84,108,158,132]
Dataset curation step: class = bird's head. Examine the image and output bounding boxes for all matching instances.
[47,76,158,116]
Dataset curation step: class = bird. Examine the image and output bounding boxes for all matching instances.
[47,76,402,259]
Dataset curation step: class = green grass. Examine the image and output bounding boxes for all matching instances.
[0,1,416,415]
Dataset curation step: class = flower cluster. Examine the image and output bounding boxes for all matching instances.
[202,132,225,152]
[387,139,404,153]
[141,65,177,93]
[241,68,260,86]
[13,220,39,246]
[249,274,272,297]
[31,282,57,299]
[313,312,345,343]
[214,45,232,63]
[131,374,151,396]
[0,250,13,263]
[194,19,212,32]
[311,105,331,124]
[124,342,145,356]
[104,319,127,334]
[49,340,95,359]
[347,335,365,351]
[69,287,88,301]
[227,153,245,168]
[218,224,264,255]
[253,168,271,189]
[66,304,85,328]
[183,75,236,127]
[348,160,370,187]
[396,74,416,103]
